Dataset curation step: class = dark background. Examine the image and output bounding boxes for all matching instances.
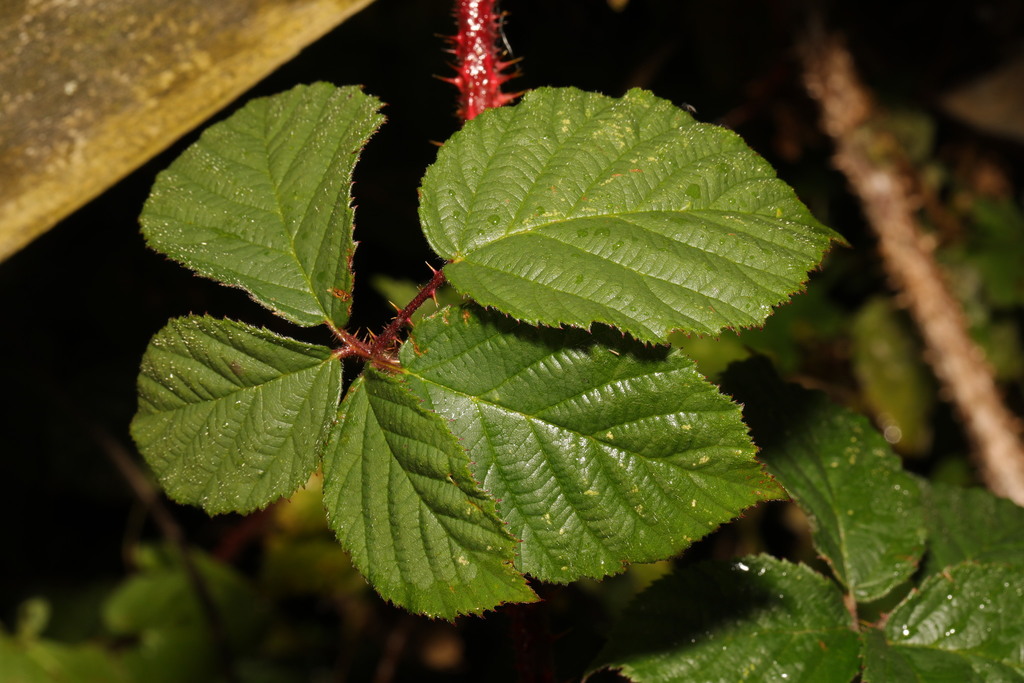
[2,0,1022,680]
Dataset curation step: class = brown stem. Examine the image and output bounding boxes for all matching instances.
[333,0,517,369]
[372,615,415,683]
[92,425,240,683]
[801,29,1024,505]
[842,591,860,632]
[331,326,375,360]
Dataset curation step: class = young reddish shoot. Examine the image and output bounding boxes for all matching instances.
[443,0,520,120]
[369,266,448,358]
[328,268,446,372]
[335,0,517,372]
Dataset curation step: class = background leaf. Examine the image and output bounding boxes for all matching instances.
[721,358,926,603]
[921,482,1024,576]
[400,306,780,583]
[131,316,340,514]
[590,555,861,683]
[102,545,266,683]
[850,297,936,455]
[140,83,383,328]
[0,633,131,683]
[863,562,1024,682]
[419,87,840,342]
[321,370,536,618]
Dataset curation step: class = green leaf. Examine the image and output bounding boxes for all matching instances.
[721,358,926,603]
[131,316,341,514]
[419,87,840,342]
[863,563,1024,682]
[321,370,536,618]
[850,297,936,455]
[98,545,267,683]
[0,632,131,683]
[103,545,265,643]
[964,198,1024,309]
[140,83,383,328]
[922,482,1024,576]
[400,307,779,583]
[590,555,861,683]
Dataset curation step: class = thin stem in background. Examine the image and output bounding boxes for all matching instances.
[91,424,240,683]
[801,29,1024,505]
[507,601,556,683]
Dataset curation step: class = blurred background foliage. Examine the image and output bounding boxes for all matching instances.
[2,0,1023,680]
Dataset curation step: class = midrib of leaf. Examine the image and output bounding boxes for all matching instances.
[148,89,366,325]
[142,147,323,307]
[455,217,798,307]
[139,335,331,406]
[261,93,341,321]
[402,320,741,448]
[450,257,714,332]
[502,151,767,235]
[364,386,484,537]
[458,208,817,276]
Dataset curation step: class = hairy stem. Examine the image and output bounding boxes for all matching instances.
[802,30,1024,505]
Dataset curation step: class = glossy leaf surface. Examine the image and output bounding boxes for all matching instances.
[420,87,840,341]
[131,316,340,514]
[863,562,1024,682]
[400,307,779,583]
[140,83,383,327]
[321,370,536,618]
[591,555,860,683]
[722,358,926,602]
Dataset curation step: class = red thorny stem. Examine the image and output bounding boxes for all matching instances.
[333,0,518,371]
[370,265,448,357]
[330,267,447,372]
[443,0,520,120]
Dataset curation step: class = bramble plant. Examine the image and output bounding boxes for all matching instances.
[112,8,1024,683]
[127,82,1024,679]
[3,3,1024,682]
[132,81,839,615]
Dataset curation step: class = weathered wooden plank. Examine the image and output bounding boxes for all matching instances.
[0,0,376,261]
